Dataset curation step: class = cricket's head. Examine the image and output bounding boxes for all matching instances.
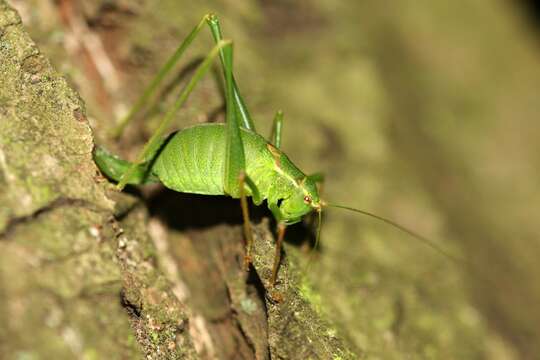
[278,175,322,225]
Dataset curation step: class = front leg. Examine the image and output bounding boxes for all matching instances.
[238,171,260,269]
[270,222,287,286]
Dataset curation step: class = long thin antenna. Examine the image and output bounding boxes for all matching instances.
[315,210,322,253]
[325,203,466,266]
[304,209,323,271]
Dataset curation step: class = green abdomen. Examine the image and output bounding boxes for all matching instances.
[151,124,272,196]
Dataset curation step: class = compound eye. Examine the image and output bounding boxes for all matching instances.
[303,195,312,204]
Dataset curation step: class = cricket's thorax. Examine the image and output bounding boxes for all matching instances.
[150,123,307,204]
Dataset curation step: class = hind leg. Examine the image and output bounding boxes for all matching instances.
[116,40,232,190]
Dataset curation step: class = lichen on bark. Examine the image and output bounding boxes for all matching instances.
[0,2,355,358]
[0,2,196,358]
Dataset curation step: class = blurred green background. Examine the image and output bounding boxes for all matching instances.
[12,0,540,358]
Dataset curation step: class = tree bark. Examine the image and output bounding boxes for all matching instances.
[4,0,540,359]
[0,2,354,358]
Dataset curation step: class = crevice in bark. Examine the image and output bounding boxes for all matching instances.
[120,288,142,318]
[0,196,109,239]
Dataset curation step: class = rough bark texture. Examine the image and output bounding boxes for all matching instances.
[0,2,197,358]
[0,1,354,359]
[3,0,540,359]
